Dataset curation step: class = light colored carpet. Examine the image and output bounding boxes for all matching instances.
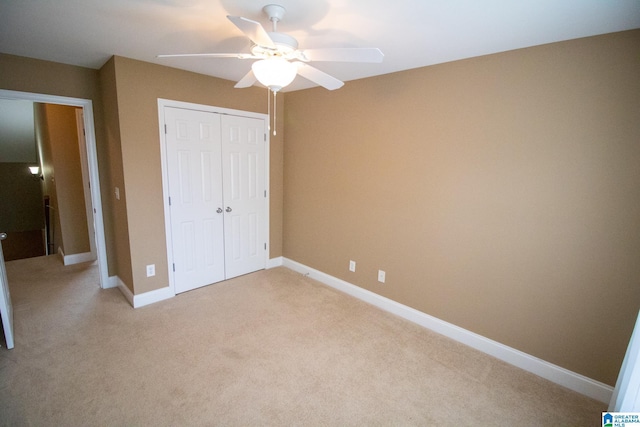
[0,255,604,426]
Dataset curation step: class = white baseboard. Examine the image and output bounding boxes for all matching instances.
[111,276,174,308]
[267,256,283,269]
[58,247,95,266]
[282,257,614,404]
[114,276,134,306]
[104,275,119,289]
[133,285,174,308]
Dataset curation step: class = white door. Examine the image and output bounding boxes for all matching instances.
[165,107,225,293]
[610,310,640,411]
[0,232,14,349]
[221,115,267,279]
[75,109,97,261]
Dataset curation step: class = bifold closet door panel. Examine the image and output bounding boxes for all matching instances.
[221,115,267,279]
[164,107,225,293]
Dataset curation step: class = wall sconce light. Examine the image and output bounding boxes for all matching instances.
[29,166,43,180]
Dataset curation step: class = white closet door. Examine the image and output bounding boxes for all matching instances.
[221,115,267,279]
[165,107,225,293]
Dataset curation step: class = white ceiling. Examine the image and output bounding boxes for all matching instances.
[1,0,639,92]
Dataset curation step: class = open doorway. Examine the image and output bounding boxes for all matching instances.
[0,90,108,289]
[0,101,95,263]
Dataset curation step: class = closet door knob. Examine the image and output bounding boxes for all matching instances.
[216,208,223,214]
[0,232,6,241]
[225,207,232,213]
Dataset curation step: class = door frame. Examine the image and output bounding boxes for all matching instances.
[0,89,109,289]
[157,98,270,296]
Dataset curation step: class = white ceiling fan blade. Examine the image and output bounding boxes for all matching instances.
[227,15,276,49]
[234,69,257,88]
[157,53,257,59]
[296,63,344,90]
[301,48,384,63]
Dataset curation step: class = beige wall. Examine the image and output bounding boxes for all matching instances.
[39,104,90,255]
[283,30,640,386]
[0,54,102,101]
[106,56,284,294]
[98,58,133,290]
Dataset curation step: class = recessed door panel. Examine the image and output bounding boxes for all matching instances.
[248,152,257,199]
[248,212,258,256]
[178,151,192,204]
[231,215,241,260]
[203,219,216,266]
[181,221,196,271]
[228,125,240,144]
[229,152,241,200]
[176,120,189,140]
[201,152,214,202]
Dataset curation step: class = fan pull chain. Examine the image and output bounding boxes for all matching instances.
[273,90,277,136]
[267,88,271,134]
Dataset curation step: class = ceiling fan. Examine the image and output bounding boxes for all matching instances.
[158,4,384,92]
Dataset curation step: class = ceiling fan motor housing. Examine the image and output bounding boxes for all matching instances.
[269,32,297,52]
[252,32,298,57]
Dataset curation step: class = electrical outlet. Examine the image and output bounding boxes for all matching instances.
[378,270,386,283]
[349,260,356,272]
[146,264,155,277]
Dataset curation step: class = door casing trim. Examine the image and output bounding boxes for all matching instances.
[0,89,109,289]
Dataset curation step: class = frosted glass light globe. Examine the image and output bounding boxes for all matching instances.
[252,58,297,92]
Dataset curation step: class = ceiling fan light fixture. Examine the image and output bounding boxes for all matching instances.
[251,57,297,92]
